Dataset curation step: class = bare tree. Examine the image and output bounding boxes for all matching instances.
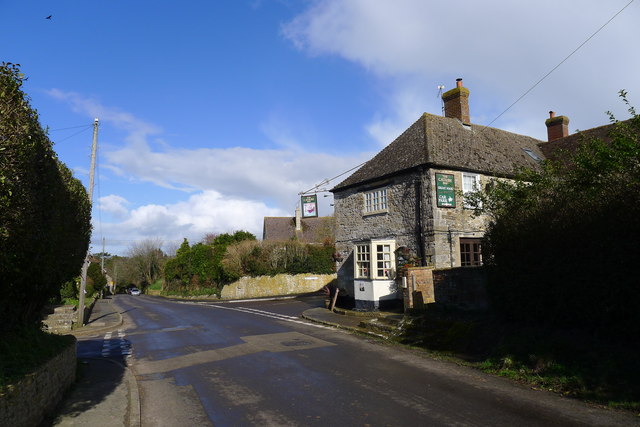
[128,238,166,286]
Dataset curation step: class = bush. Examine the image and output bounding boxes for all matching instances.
[221,240,335,279]
[163,231,256,294]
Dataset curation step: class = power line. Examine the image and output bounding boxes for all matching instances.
[300,160,367,195]
[49,124,93,132]
[53,125,92,143]
[483,0,635,130]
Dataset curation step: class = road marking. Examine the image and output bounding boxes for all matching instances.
[101,329,132,359]
[201,303,333,330]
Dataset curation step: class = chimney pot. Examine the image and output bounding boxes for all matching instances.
[549,111,555,118]
[456,78,463,88]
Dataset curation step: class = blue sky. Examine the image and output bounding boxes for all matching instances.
[2,0,638,255]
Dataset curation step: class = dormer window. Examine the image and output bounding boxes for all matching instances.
[364,187,388,214]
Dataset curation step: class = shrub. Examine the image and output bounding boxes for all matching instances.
[221,240,335,278]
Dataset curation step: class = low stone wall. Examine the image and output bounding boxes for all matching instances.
[402,266,488,311]
[221,273,336,300]
[0,339,76,427]
[433,267,488,310]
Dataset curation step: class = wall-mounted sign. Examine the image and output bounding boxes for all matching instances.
[301,194,318,217]
[435,173,456,208]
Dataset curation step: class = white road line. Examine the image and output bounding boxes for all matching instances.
[101,329,132,358]
[207,304,332,329]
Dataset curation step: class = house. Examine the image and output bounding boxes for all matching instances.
[330,78,547,310]
[263,206,335,244]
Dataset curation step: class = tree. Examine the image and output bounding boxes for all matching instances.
[87,263,107,295]
[127,238,166,287]
[163,231,257,294]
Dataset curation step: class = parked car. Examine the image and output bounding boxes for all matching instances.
[130,287,141,296]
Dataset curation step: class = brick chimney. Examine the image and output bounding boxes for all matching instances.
[545,111,569,141]
[442,78,470,124]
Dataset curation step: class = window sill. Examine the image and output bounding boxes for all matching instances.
[362,209,389,217]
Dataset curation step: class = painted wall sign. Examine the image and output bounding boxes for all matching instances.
[435,173,456,208]
[301,194,318,217]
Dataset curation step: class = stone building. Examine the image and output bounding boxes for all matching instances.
[330,79,546,310]
[263,206,335,244]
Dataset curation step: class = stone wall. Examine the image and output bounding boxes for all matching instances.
[0,339,76,427]
[402,266,488,311]
[220,273,336,300]
[433,267,488,310]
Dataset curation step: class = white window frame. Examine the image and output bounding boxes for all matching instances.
[353,240,395,280]
[354,243,371,279]
[363,187,388,214]
[462,173,481,209]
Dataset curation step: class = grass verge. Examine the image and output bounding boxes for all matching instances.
[395,305,640,411]
[0,325,75,390]
[160,287,220,298]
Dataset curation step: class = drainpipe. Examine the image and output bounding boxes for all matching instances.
[415,174,426,266]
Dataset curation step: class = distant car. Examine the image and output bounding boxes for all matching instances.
[130,287,141,296]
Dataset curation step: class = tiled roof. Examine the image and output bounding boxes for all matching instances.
[332,113,545,191]
[262,216,335,244]
[538,121,618,161]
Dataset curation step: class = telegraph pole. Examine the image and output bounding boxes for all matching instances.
[78,118,99,325]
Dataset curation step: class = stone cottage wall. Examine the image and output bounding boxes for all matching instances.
[428,168,489,268]
[333,170,425,296]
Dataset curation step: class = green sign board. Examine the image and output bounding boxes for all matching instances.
[435,173,456,208]
[301,194,318,217]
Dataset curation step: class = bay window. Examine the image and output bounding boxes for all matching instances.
[354,240,396,279]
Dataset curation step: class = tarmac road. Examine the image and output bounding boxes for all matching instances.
[97,294,637,426]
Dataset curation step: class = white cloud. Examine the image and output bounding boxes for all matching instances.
[283,0,640,140]
[99,190,287,249]
[99,194,130,219]
[47,91,368,254]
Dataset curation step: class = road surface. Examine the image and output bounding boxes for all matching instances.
[96,294,636,426]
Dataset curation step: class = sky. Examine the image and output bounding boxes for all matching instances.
[2,0,639,256]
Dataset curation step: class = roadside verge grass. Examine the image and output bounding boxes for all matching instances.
[395,305,640,411]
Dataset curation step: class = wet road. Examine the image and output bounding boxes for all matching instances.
[112,294,636,426]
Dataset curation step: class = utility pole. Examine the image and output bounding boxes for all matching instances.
[101,237,105,272]
[78,118,99,325]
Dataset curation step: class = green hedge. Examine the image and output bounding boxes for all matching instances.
[0,63,91,333]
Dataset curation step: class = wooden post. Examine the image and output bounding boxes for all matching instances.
[330,288,340,312]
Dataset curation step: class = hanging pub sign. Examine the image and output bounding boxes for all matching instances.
[301,194,318,217]
[435,173,456,208]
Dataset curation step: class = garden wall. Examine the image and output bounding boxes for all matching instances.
[403,266,487,311]
[221,273,336,300]
[0,339,76,427]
